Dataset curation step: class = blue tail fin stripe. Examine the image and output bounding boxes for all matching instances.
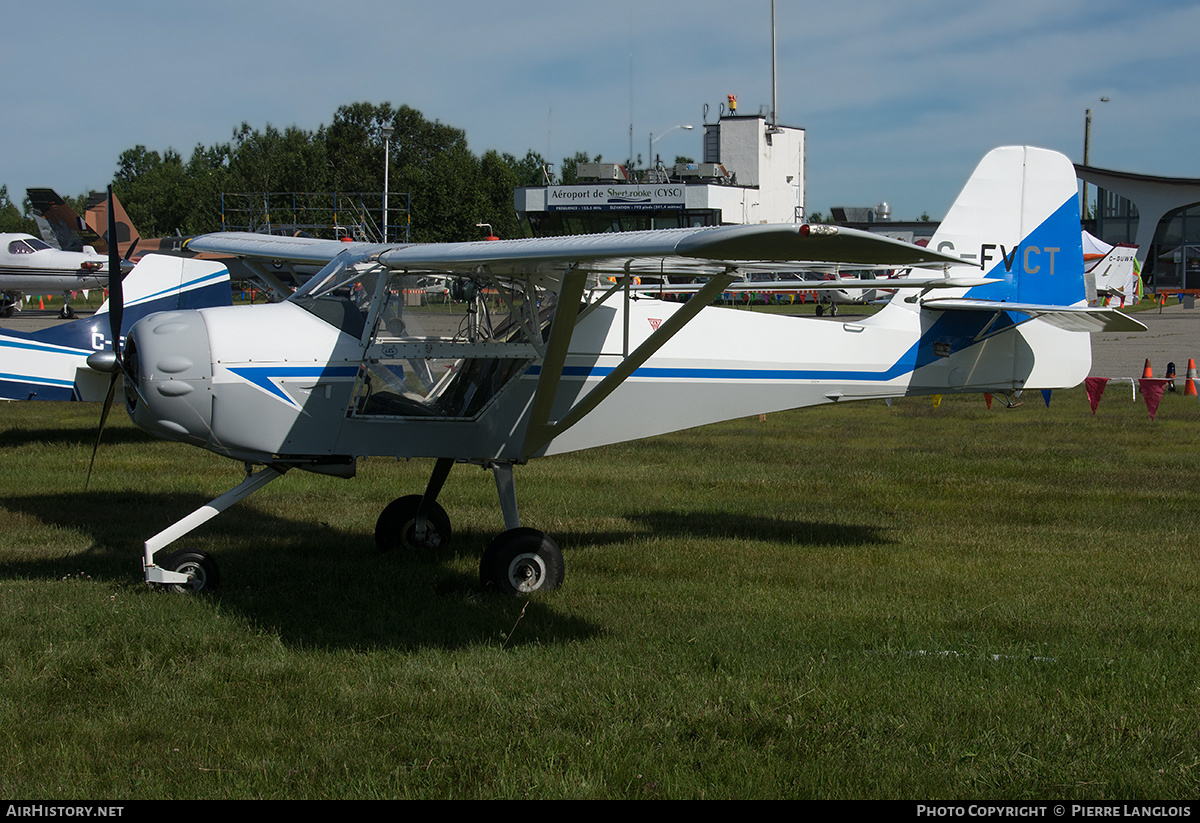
[964,195,1083,307]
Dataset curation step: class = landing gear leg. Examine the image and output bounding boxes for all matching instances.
[375,457,455,552]
[143,465,288,590]
[479,462,564,595]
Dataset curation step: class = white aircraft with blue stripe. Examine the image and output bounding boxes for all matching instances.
[106,146,1143,596]
[0,254,230,401]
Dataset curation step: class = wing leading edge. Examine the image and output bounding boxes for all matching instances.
[186,223,967,278]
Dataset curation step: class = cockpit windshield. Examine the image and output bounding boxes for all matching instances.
[286,252,559,420]
[7,237,51,255]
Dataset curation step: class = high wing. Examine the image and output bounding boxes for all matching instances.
[186,223,968,279]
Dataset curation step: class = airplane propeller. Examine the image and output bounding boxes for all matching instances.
[84,185,129,489]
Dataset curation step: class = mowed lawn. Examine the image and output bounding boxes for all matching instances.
[0,389,1197,799]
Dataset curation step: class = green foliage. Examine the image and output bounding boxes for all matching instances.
[3,102,576,243]
[0,186,37,234]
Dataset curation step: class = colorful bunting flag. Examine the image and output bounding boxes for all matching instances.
[1139,378,1167,420]
[1084,377,1109,414]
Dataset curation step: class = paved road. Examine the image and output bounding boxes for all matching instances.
[5,302,1198,381]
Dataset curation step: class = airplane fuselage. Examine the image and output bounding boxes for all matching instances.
[0,233,108,311]
[123,288,1090,469]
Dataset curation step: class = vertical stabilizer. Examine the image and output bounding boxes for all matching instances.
[924,146,1084,308]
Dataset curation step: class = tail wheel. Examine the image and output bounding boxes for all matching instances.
[480,528,564,596]
[159,548,220,594]
[375,494,452,552]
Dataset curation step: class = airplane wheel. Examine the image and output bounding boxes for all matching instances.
[160,548,220,594]
[60,306,75,320]
[375,494,452,552]
[0,305,13,318]
[815,304,824,317]
[480,528,564,596]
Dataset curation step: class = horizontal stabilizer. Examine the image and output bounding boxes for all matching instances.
[629,275,999,294]
[921,297,1147,333]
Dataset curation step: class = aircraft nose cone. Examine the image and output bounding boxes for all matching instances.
[125,311,214,446]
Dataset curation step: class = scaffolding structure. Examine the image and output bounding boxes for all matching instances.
[219,191,412,243]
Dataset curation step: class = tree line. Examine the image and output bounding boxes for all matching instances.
[3,102,585,243]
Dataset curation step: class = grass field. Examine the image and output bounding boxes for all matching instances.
[1,388,1198,799]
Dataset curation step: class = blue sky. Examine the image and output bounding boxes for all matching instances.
[2,0,1195,223]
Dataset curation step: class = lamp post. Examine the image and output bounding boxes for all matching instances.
[649,125,694,171]
[381,125,395,242]
[1082,97,1109,220]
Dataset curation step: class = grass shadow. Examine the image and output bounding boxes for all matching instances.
[0,489,599,652]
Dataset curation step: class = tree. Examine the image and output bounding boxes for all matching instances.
[113,146,188,236]
[0,186,36,234]
[102,101,573,242]
[558,152,602,185]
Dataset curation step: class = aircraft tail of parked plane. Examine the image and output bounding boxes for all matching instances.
[0,255,230,401]
[27,188,142,258]
[101,146,1143,595]
[84,189,141,257]
[1082,232,1140,306]
[27,189,104,253]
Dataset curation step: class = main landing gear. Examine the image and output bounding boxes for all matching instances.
[373,458,565,596]
[140,460,564,597]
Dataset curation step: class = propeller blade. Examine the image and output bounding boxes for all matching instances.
[85,373,120,490]
[87,185,129,490]
[106,185,124,358]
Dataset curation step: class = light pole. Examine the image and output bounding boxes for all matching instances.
[1082,97,1109,220]
[648,125,694,176]
[381,125,395,242]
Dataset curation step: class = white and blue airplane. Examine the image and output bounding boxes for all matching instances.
[0,254,231,401]
[99,146,1143,596]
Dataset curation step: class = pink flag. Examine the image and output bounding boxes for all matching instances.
[1084,377,1109,414]
[1139,378,1167,420]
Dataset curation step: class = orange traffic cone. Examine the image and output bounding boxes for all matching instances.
[1186,359,1198,397]
[1142,358,1154,379]
[38,296,44,310]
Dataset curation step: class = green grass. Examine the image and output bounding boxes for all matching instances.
[1,390,1199,799]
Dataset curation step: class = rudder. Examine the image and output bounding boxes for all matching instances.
[924,146,1084,308]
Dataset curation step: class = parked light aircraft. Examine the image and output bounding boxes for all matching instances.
[1082,231,1140,307]
[0,232,119,319]
[0,254,231,400]
[95,146,1144,596]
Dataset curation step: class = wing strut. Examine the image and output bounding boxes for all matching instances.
[520,272,737,459]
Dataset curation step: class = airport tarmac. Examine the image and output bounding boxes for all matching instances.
[1089,301,1200,380]
[4,302,1200,381]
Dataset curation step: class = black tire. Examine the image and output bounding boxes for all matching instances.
[375,494,452,552]
[480,528,564,596]
[159,548,220,594]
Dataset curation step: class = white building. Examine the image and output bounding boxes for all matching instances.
[515,114,804,235]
